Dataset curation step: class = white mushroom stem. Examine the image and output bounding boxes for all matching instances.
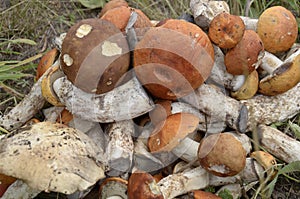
[190,0,230,29]
[1,180,41,199]
[157,166,209,199]
[209,45,245,91]
[257,124,300,163]
[242,82,300,129]
[53,76,154,123]
[158,158,264,199]
[42,106,65,122]
[181,83,248,133]
[240,16,258,31]
[0,61,60,130]
[104,120,134,176]
[133,138,164,173]
[260,51,283,74]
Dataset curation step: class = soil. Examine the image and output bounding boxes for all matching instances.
[0,1,299,199]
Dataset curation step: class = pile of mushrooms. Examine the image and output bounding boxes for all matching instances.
[0,0,300,198]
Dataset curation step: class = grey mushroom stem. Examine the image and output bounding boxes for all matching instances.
[104,120,134,176]
[259,51,283,74]
[239,16,258,31]
[257,124,300,163]
[0,61,61,131]
[53,76,154,123]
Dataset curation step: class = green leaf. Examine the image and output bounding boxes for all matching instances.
[218,189,233,199]
[9,38,37,45]
[77,0,107,9]
[288,121,300,140]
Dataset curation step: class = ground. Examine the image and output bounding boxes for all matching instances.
[0,0,299,199]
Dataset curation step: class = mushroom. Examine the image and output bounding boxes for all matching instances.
[53,75,154,123]
[258,54,300,96]
[208,12,245,49]
[104,120,134,176]
[0,173,16,197]
[0,122,106,194]
[127,171,163,199]
[230,70,259,100]
[216,184,242,199]
[99,0,129,17]
[1,180,41,199]
[134,19,214,100]
[36,48,58,80]
[190,0,230,30]
[257,124,300,163]
[224,30,264,75]
[158,166,209,199]
[100,6,152,40]
[257,6,298,54]
[189,190,222,199]
[41,60,65,106]
[239,16,258,31]
[147,113,200,164]
[60,18,130,94]
[181,83,248,133]
[99,177,128,199]
[250,151,277,178]
[198,133,247,177]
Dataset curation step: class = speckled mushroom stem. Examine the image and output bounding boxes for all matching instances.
[104,120,134,177]
[242,82,300,130]
[181,83,248,133]
[157,157,265,199]
[257,124,300,163]
[53,76,154,123]
[0,61,60,131]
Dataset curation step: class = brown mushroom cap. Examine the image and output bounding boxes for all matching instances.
[99,0,129,17]
[257,6,298,54]
[190,190,222,199]
[208,12,245,49]
[198,133,246,177]
[60,18,130,94]
[224,30,264,75]
[258,54,300,96]
[99,177,128,199]
[148,112,200,152]
[100,6,152,39]
[128,171,163,199]
[134,19,214,100]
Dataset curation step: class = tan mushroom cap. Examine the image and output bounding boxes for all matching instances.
[259,54,300,96]
[148,112,200,153]
[225,30,264,75]
[36,48,58,80]
[99,177,128,199]
[231,70,259,100]
[41,63,65,106]
[134,19,214,100]
[198,133,246,177]
[128,171,163,199]
[60,18,130,94]
[257,6,298,54]
[250,151,277,178]
[99,0,129,17]
[208,12,245,49]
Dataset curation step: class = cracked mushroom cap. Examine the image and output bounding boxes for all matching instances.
[225,30,264,75]
[208,12,245,49]
[0,122,106,194]
[99,0,129,17]
[134,19,214,100]
[128,171,163,199]
[60,18,130,94]
[257,6,298,54]
[147,112,200,152]
[258,54,300,96]
[198,133,246,177]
